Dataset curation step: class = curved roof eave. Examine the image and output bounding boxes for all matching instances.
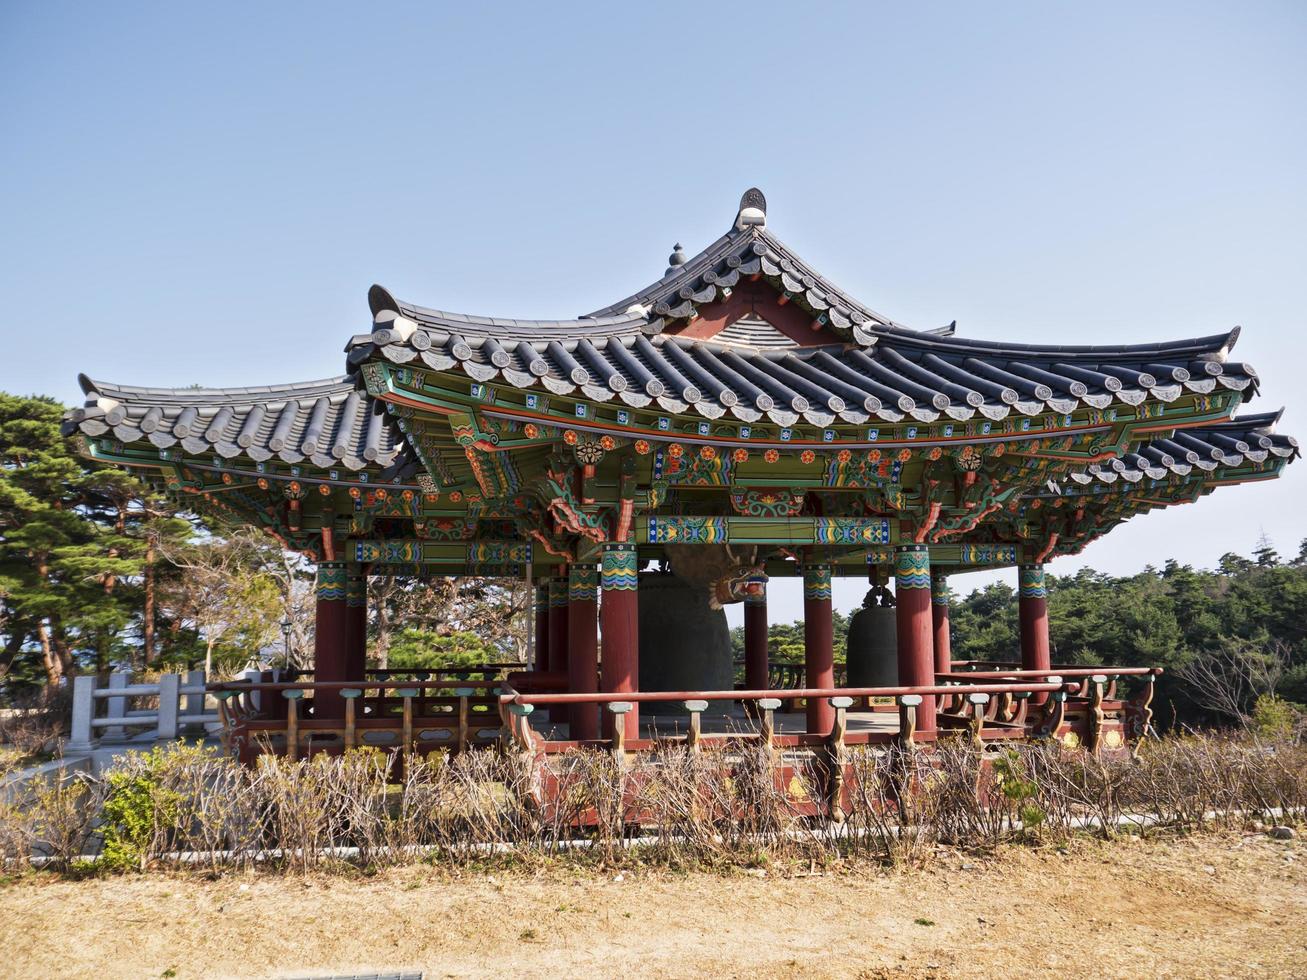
[64,374,414,474]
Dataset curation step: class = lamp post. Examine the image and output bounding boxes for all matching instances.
[281,616,294,671]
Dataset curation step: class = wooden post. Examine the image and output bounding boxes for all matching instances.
[455,686,474,755]
[547,574,570,724]
[608,701,633,758]
[213,691,235,757]
[826,695,852,819]
[743,576,769,701]
[600,543,639,742]
[803,562,835,736]
[1034,682,1067,740]
[396,688,417,756]
[895,545,936,730]
[341,689,360,749]
[345,566,368,681]
[313,562,349,719]
[508,702,536,753]
[897,694,922,748]
[966,692,989,748]
[1019,564,1051,703]
[283,690,302,760]
[1125,674,1156,755]
[931,569,952,675]
[684,699,707,751]
[894,694,922,819]
[567,563,600,741]
[758,697,781,752]
[1086,674,1107,755]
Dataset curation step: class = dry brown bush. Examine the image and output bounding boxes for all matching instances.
[0,731,1303,874]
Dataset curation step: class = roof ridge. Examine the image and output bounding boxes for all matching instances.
[873,325,1242,361]
[79,373,355,401]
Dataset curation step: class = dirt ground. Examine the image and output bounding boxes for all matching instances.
[2,833,1304,979]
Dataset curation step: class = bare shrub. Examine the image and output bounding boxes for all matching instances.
[0,685,70,760]
[254,754,336,872]
[322,749,394,866]
[0,797,36,871]
[6,727,1305,876]
[843,745,936,864]
[28,772,107,870]
[154,744,262,871]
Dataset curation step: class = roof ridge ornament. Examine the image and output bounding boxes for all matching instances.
[735,187,767,231]
[665,242,687,276]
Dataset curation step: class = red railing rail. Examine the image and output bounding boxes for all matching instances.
[500,680,1076,707]
[937,667,1161,680]
[210,679,503,692]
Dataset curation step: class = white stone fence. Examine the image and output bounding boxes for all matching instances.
[65,670,220,753]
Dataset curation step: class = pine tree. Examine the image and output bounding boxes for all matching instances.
[0,392,189,686]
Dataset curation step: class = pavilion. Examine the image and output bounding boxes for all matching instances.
[63,189,1299,765]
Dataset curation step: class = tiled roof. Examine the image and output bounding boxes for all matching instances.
[351,188,1257,428]
[62,374,415,476]
[1067,411,1298,486]
[349,310,1255,429]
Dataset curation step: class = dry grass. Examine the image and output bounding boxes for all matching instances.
[2,832,1303,978]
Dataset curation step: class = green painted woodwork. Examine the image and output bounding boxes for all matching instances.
[601,543,639,591]
[1019,564,1047,599]
[895,545,931,590]
[74,353,1283,581]
[802,564,833,601]
[931,571,950,606]
[316,562,349,601]
[346,568,367,608]
[568,563,599,602]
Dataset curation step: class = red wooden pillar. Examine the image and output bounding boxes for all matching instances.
[547,574,570,724]
[600,542,639,741]
[803,562,835,736]
[313,561,348,719]
[743,575,769,695]
[931,569,951,676]
[1019,564,1051,701]
[895,545,935,730]
[568,562,599,741]
[532,580,550,672]
[344,565,368,681]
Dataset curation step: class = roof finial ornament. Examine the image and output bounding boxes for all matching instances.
[735,187,767,231]
[665,242,687,275]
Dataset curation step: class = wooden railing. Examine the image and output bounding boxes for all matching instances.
[210,663,1161,768]
[499,679,1084,755]
[293,664,524,682]
[210,678,505,762]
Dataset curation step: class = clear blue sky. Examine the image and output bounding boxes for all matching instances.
[3,1,1304,625]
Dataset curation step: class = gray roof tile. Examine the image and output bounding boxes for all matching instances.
[63,374,416,477]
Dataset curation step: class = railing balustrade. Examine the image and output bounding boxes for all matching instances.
[65,670,220,753]
[210,678,506,763]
